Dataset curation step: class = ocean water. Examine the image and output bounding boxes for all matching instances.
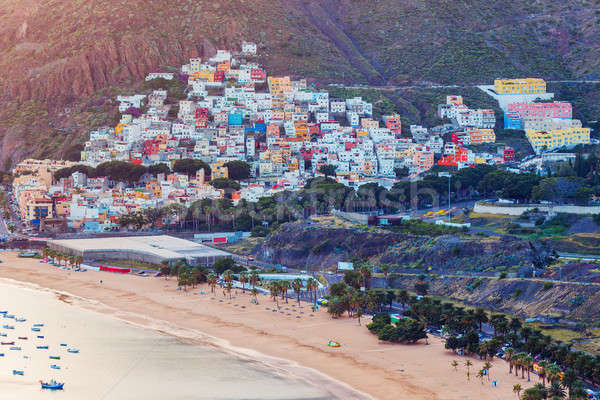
[0,279,334,400]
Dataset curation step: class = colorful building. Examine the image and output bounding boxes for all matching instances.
[494,78,546,95]
[526,127,591,153]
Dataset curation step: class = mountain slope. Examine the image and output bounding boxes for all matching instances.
[0,0,598,165]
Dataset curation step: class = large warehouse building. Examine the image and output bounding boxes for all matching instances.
[49,235,232,266]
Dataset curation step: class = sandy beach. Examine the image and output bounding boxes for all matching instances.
[0,252,536,399]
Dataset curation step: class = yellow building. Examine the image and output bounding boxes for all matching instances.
[469,129,496,145]
[526,127,591,153]
[267,76,292,94]
[210,161,229,179]
[494,78,546,95]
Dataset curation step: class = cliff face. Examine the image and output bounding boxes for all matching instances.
[387,274,600,321]
[0,0,598,165]
[252,222,553,272]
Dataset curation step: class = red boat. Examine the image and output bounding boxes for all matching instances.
[18,337,27,340]
[1,341,15,345]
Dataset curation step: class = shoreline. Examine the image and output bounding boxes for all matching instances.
[0,276,367,400]
[0,253,533,399]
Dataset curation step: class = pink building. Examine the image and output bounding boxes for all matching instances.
[412,146,434,173]
[507,102,572,119]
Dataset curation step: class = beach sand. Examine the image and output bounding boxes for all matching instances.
[0,279,338,400]
[0,252,536,399]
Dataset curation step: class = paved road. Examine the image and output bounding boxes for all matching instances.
[330,80,600,92]
[557,252,600,262]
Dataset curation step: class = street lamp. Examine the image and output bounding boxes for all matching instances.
[438,172,452,221]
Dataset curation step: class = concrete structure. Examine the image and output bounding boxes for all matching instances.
[478,85,554,111]
[493,78,547,95]
[473,202,600,216]
[49,235,232,266]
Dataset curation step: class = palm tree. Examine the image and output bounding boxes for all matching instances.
[226,282,233,299]
[249,271,260,289]
[76,255,84,268]
[474,308,488,332]
[269,281,280,308]
[223,269,234,285]
[451,360,459,371]
[251,288,259,304]
[483,361,492,381]
[380,264,390,288]
[513,384,522,399]
[523,355,533,381]
[306,278,318,304]
[465,360,473,375]
[505,348,515,374]
[396,289,409,310]
[292,278,303,305]
[538,360,549,386]
[239,272,248,292]
[477,369,485,384]
[207,272,217,292]
[280,280,291,303]
[360,263,372,290]
[547,381,565,399]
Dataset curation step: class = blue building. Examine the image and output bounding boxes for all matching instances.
[228,110,244,126]
[504,112,522,130]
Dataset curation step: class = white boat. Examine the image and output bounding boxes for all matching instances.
[67,348,79,354]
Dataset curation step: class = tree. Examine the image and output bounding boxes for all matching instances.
[213,257,237,274]
[482,361,492,381]
[239,272,248,291]
[224,161,251,180]
[319,164,337,177]
[513,384,523,399]
[251,287,259,304]
[547,381,565,399]
[292,278,303,305]
[380,264,390,288]
[207,273,217,293]
[306,278,318,304]
[451,360,459,371]
[561,368,577,397]
[173,158,211,177]
[210,178,241,191]
[148,163,171,176]
[249,271,260,289]
[474,308,488,332]
[160,262,171,279]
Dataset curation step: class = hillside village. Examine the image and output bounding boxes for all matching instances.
[10,43,594,233]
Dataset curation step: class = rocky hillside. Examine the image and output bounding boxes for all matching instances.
[0,0,599,165]
[252,222,553,272]
[387,274,600,321]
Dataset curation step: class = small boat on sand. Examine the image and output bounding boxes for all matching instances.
[18,337,27,340]
[33,324,44,327]
[60,343,67,347]
[2,325,14,329]
[37,335,44,339]
[40,380,63,390]
[15,318,26,322]
[0,333,6,337]
[0,353,4,357]
[1,341,15,345]
[31,327,40,332]
[10,346,21,350]
[50,364,60,370]
[13,370,24,376]
[49,355,60,360]
[4,314,15,319]
[37,346,49,349]
[67,348,79,354]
